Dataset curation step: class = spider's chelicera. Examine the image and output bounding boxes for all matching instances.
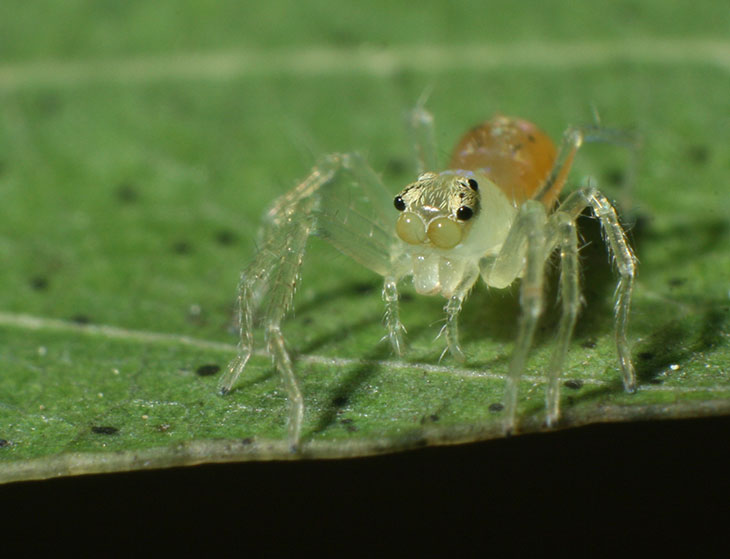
[219,108,638,450]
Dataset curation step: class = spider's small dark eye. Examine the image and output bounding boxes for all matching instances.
[394,196,406,211]
[468,178,479,191]
[456,206,474,221]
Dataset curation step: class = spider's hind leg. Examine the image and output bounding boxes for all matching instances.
[534,124,640,211]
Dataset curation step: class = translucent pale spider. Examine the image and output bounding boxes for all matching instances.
[219,107,638,450]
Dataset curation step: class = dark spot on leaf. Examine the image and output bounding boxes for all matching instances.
[340,418,357,432]
[420,414,440,424]
[668,277,686,287]
[686,144,709,165]
[384,158,408,176]
[241,437,253,446]
[172,240,193,254]
[71,314,91,325]
[29,276,49,291]
[115,183,139,203]
[400,293,414,302]
[581,339,597,349]
[326,28,359,47]
[195,364,220,377]
[332,396,349,407]
[639,351,655,361]
[36,93,61,116]
[0,439,10,448]
[215,229,237,246]
[604,168,625,186]
[488,403,504,413]
[564,379,584,390]
[92,426,118,435]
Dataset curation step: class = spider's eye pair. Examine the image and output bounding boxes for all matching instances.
[394,196,406,211]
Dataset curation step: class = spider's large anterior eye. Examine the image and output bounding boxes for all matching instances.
[396,212,426,244]
[427,218,463,249]
[456,206,474,221]
[394,196,406,211]
[468,178,479,191]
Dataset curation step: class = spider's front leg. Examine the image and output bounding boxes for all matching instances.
[220,153,396,451]
[543,211,581,426]
[481,201,551,434]
[556,183,638,393]
[218,165,328,451]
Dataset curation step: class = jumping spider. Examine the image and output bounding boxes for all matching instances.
[220,107,638,450]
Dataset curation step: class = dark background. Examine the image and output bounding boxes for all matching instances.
[4,414,727,555]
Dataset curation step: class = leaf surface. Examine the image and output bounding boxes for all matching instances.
[1,1,728,483]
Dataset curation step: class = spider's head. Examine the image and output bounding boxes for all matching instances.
[393,172,480,249]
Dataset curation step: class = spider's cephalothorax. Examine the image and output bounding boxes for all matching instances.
[221,107,638,451]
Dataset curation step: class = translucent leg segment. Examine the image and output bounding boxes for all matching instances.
[267,326,304,450]
[439,267,479,362]
[219,154,396,451]
[382,278,406,356]
[534,125,640,210]
[442,295,466,363]
[486,201,549,434]
[406,105,439,174]
[544,213,581,427]
[556,185,638,393]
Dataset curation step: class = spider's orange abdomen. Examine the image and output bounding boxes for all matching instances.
[449,115,563,207]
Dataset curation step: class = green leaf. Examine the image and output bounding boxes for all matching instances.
[1,1,728,483]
